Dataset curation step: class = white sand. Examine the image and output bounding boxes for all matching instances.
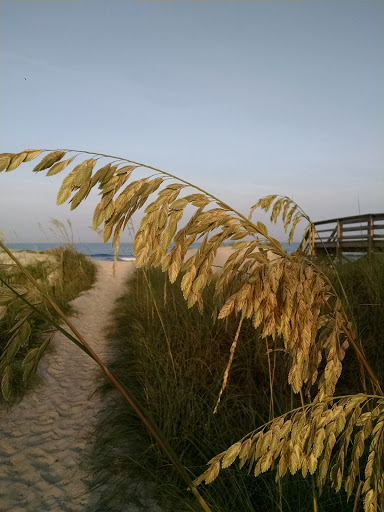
[0,260,136,512]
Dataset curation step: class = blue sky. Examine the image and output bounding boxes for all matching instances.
[1,0,383,243]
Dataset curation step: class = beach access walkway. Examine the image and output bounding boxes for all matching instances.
[0,260,135,512]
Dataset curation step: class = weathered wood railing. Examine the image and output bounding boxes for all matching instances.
[312,213,384,255]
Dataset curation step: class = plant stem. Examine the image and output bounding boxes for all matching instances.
[0,241,211,512]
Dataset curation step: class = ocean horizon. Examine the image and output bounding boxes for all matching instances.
[3,241,301,262]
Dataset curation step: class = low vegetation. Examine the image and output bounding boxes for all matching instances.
[0,245,96,402]
[1,148,382,512]
[87,253,383,511]
[324,254,384,389]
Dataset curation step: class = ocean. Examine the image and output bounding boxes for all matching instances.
[5,242,300,262]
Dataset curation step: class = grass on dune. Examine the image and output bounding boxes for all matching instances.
[88,267,289,511]
[3,149,383,511]
[0,245,97,402]
[322,253,384,391]
[47,245,97,314]
[87,254,383,511]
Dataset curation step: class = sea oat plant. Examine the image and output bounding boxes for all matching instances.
[0,149,382,511]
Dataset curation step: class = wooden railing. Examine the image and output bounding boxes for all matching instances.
[312,213,384,255]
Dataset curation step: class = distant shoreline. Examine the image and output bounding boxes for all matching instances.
[2,241,301,262]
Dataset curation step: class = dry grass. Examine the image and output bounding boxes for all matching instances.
[1,148,383,511]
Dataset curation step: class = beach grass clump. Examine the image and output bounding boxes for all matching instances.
[86,267,295,511]
[87,260,381,511]
[323,253,384,388]
[0,246,96,402]
[48,245,97,314]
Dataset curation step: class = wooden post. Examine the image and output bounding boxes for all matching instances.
[311,227,315,255]
[368,215,374,253]
[336,219,341,258]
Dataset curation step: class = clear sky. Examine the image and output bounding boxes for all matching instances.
[1,0,383,243]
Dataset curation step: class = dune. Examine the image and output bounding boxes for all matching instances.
[0,249,56,266]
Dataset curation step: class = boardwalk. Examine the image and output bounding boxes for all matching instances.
[312,213,384,256]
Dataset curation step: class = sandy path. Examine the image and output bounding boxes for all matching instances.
[0,260,135,512]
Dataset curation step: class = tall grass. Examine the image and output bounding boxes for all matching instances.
[324,254,384,389]
[0,246,96,401]
[87,254,383,511]
[48,245,97,313]
[2,148,383,511]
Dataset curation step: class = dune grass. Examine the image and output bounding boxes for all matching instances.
[0,245,96,402]
[87,253,383,511]
[2,149,383,511]
[47,246,97,314]
[324,253,384,389]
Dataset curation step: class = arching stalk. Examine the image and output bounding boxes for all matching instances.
[0,240,212,512]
